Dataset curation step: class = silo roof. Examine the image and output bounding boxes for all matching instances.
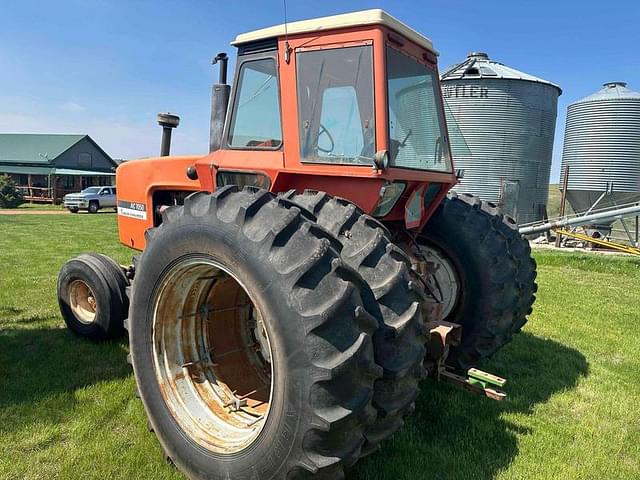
[441,52,562,94]
[574,82,640,103]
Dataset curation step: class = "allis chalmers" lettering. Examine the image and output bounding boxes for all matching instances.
[442,85,489,99]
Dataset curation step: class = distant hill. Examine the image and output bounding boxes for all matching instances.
[546,184,573,219]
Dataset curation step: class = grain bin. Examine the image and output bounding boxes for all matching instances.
[441,52,561,224]
[560,82,640,229]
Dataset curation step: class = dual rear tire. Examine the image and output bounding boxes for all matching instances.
[130,187,385,479]
[419,191,537,370]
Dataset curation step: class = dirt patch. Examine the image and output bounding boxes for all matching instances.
[0,209,70,215]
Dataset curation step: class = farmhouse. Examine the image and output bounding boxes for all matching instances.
[0,133,117,203]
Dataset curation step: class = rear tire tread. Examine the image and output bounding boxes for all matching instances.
[282,189,427,456]
[421,191,537,370]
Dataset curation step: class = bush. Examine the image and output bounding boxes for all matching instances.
[0,174,24,208]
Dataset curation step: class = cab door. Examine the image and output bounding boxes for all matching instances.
[211,46,284,191]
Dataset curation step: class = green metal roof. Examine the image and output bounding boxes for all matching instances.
[0,134,86,164]
[0,165,54,175]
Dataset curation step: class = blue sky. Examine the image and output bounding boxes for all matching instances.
[0,0,638,181]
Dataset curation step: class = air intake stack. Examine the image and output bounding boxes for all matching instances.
[209,52,231,152]
[157,113,180,157]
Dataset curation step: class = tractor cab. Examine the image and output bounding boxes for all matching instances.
[116,10,458,250]
[197,9,456,222]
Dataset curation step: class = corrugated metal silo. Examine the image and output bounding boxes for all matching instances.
[441,52,561,224]
[561,82,640,226]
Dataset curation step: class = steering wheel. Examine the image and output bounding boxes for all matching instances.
[317,123,335,154]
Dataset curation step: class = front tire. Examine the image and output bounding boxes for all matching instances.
[57,253,128,340]
[419,192,537,370]
[130,187,381,479]
[88,201,99,213]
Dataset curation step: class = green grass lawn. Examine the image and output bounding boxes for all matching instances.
[1,213,639,479]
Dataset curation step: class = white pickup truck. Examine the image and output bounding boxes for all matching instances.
[63,186,117,213]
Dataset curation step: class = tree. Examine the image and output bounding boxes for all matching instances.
[0,174,24,208]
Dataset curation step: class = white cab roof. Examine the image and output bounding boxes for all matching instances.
[232,9,437,54]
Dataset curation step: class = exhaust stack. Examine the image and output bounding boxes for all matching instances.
[209,52,231,153]
[157,112,180,157]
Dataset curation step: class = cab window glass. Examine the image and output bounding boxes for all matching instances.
[297,45,375,164]
[229,58,282,149]
[317,86,365,159]
[387,46,452,172]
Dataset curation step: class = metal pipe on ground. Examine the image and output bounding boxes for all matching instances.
[519,204,640,236]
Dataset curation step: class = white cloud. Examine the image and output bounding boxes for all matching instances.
[59,102,87,113]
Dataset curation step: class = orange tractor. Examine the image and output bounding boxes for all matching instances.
[57,9,536,479]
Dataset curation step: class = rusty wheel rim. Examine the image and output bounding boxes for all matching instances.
[152,257,274,454]
[69,279,98,324]
[419,245,460,319]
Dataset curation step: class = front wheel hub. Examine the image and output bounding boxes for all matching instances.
[69,279,97,323]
